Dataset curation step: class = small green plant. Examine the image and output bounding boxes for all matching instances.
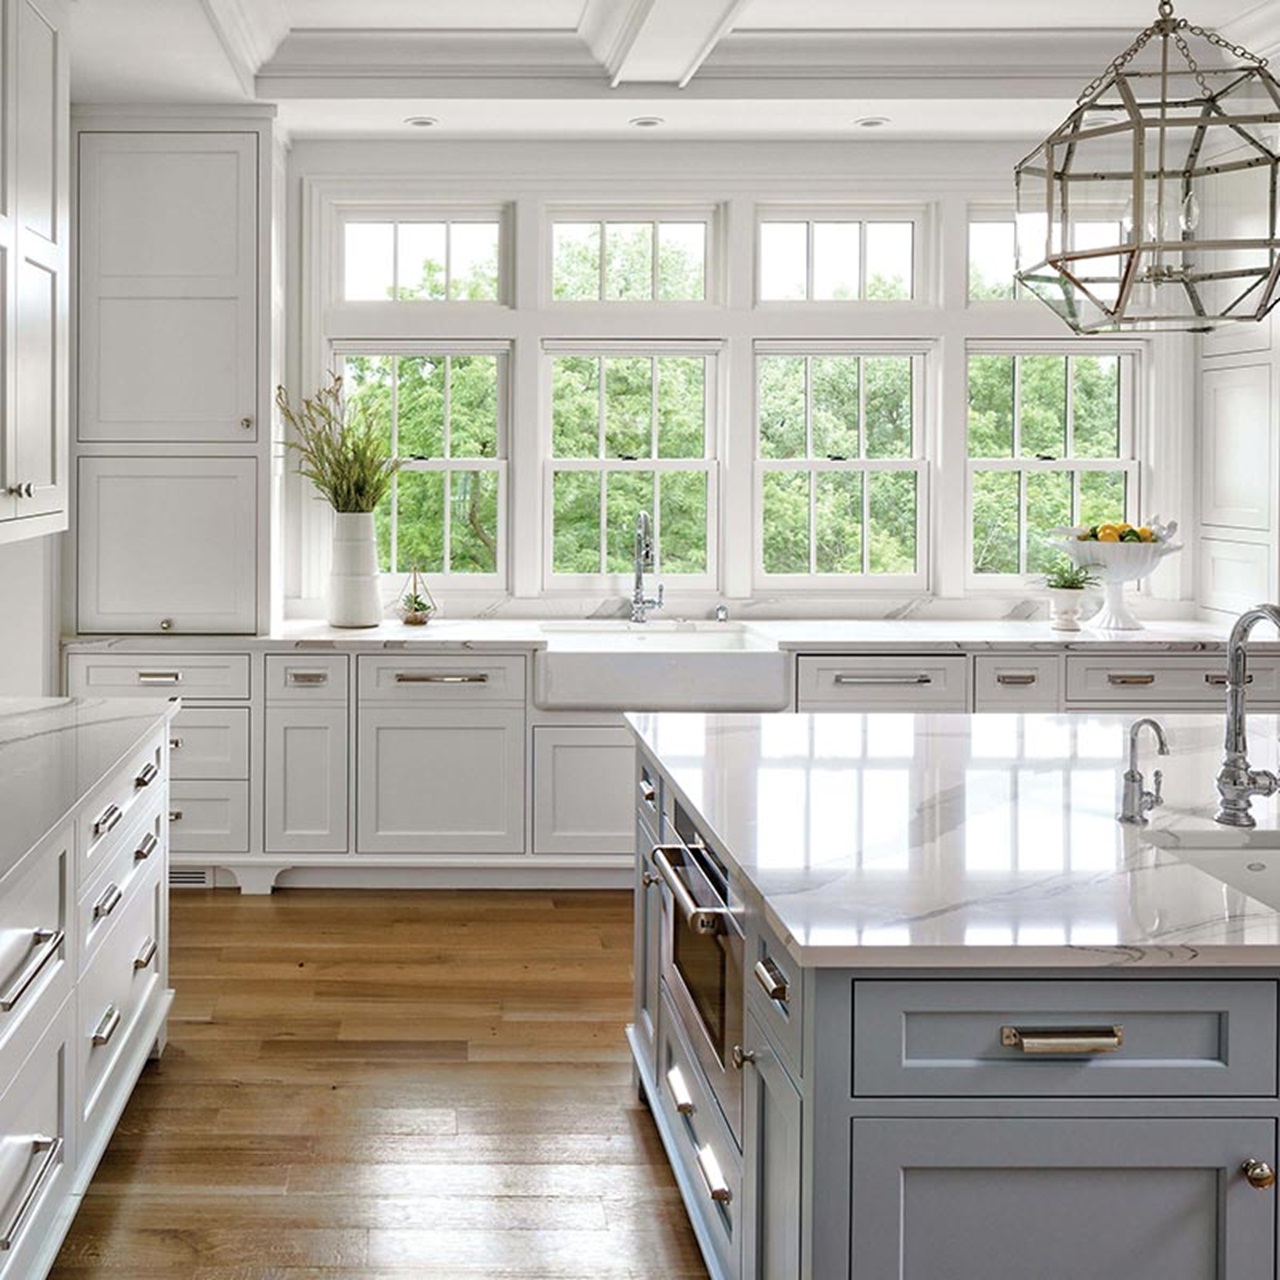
[1044,561,1098,590]
[401,591,433,614]
[276,375,400,512]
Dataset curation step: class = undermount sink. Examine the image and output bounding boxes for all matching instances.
[1165,842,1280,912]
[533,620,789,710]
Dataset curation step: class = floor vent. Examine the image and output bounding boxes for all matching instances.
[169,867,214,889]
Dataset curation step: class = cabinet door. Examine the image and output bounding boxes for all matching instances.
[632,816,662,1071]
[77,133,257,442]
[532,726,634,855]
[851,1117,1276,1280]
[265,705,349,854]
[77,456,257,633]
[741,1011,802,1280]
[356,708,524,854]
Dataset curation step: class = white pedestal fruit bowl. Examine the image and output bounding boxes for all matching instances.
[1051,522,1181,631]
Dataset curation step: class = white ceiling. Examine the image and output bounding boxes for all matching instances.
[68,0,1280,142]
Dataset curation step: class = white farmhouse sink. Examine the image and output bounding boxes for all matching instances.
[1167,843,1280,912]
[533,621,790,710]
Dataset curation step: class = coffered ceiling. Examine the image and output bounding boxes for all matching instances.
[69,0,1280,142]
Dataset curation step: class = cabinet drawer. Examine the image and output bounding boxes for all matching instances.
[265,653,348,702]
[973,655,1062,710]
[169,705,249,780]
[797,655,968,711]
[0,824,71,1066]
[168,781,249,853]
[66,652,251,700]
[746,920,803,1082]
[852,979,1278,1097]
[657,990,740,1280]
[1065,655,1280,705]
[78,863,165,1132]
[79,799,163,972]
[78,730,165,886]
[358,654,525,704]
[0,997,73,1280]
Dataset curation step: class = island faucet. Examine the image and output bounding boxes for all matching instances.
[1215,603,1280,827]
[631,511,664,624]
[1118,717,1169,825]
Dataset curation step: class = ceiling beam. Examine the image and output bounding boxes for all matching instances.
[586,0,751,88]
[199,0,290,97]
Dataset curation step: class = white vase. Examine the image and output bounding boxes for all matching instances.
[1046,587,1086,631]
[329,512,382,627]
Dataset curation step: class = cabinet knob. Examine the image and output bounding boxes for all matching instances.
[1243,1158,1276,1190]
[241,416,254,430]
[731,1044,758,1070]
[7,481,33,498]
[641,871,660,888]
[159,618,173,631]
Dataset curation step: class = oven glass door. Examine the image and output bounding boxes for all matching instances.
[673,918,729,1059]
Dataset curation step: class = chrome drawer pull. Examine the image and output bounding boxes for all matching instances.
[1001,1024,1124,1055]
[169,810,183,822]
[136,671,182,685]
[695,1144,732,1204]
[995,673,1038,687]
[0,1136,62,1251]
[1206,672,1252,687]
[394,672,489,684]
[639,781,657,806]
[93,884,123,920]
[135,762,159,788]
[135,831,159,862]
[1107,673,1155,687]
[666,1064,695,1115]
[753,958,790,1003]
[92,804,123,837]
[92,1004,122,1047]
[134,936,158,971]
[0,930,63,1012]
[833,673,932,686]
[287,670,329,686]
[169,737,183,751]
[651,846,731,936]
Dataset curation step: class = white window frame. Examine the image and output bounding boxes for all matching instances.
[752,340,930,593]
[332,339,510,592]
[545,204,721,306]
[964,340,1142,591]
[542,339,721,593]
[967,203,1032,306]
[755,204,929,306]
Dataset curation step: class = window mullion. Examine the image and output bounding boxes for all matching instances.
[1065,355,1076,457]
[443,222,453,301]
[1018,469,1028,575]
[390,357,400,574]
[1012,355,1022,460]
[651,222,660,301]
[442,358,453,572]
[598,221,608,301]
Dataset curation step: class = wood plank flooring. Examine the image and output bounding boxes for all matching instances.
[49,889,708,1279]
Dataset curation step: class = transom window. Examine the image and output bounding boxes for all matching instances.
[342,219,501,301]
[339,347,507,581]
[967,349,1137,578]
[547,344,716,581]
[755,348,925,582]
[551,217,709,301]
[758,216,915,301]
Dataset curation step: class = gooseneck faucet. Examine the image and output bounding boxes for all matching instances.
[1215,603,1280,827]
[1118,717,1169,825]
[631,511,664,624]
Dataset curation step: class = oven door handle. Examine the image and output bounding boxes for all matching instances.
[651,846,732,936]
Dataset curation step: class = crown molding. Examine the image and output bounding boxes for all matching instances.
[200,0,290,96]
[1217,0,1280,60]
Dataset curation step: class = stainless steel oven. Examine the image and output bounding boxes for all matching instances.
[650,801,745,1147]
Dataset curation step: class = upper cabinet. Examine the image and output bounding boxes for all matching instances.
[77,133,258,443]
[0,0,69,543]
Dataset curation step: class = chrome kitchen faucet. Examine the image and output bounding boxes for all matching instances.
[1215,603,1280,827]
[631,511,664,624]
[1118,717,1169,825]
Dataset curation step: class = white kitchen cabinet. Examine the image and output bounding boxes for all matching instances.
[532,725,635,855]
[76,456,258,633]
[76,133,258,443]
[0,0,68,543]
[796,654,969,711]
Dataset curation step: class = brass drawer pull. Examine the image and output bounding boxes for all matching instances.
[695,1143,732,1204]
[833,673,932,686]
[995,673,1038,687]
[92,804,123,837]
[0,1136,62,1250]
[136,671,182,685]
[135,761,159,788]
[93,883,123,920]
[666,1064,695,1115]
[134,936,158,971]
[1001,1024,1124,1055]
[92,1004,122,1047]
[394,672,489,684]
[134,831,159,862]
[1107,673,1155,687]
[287,670,329,686]
[0,930,63,1012]
[753,958,789,1003]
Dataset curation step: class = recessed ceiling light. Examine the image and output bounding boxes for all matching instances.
[852,115,891,129]
[629,116,664,129]
[404,116,439,128]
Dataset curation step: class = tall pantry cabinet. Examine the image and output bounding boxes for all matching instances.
[0,0,69,544]
[72,110,275,634]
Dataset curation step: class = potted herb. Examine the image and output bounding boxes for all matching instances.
[1043,560,1098,632]
[276,375,401,627]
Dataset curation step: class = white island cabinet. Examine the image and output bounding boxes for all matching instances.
[628,710,1280,1280]
[0,697,174,1280]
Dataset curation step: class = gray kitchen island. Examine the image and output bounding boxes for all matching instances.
[627,709,1280,1280]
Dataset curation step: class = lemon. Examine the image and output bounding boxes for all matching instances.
[1098,529,1121,542]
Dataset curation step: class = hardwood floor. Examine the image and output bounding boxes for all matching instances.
[49,889,708,1279]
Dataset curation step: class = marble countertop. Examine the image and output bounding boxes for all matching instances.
[0,697,178,880]
[628,710,1280,969]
